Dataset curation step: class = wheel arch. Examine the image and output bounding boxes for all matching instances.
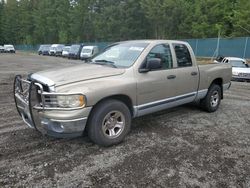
[89,94,134,117]
[210,78,223,99]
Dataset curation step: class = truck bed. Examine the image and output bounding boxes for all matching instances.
[198,63,232,91]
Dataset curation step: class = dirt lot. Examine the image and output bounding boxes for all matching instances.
[0,52,250,187]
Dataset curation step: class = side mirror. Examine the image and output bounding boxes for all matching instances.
[139,58,162,73]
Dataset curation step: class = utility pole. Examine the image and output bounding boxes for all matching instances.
[238,26,250,59]
[211,26,221,61]
[215,28,221,57]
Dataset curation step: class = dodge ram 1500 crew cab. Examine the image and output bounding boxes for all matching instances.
[14,40,232,146]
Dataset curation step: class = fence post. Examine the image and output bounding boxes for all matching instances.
[243,37,248,58]
[216,37,220,56]
[195,39,198,55]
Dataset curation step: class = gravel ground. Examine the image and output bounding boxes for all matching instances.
[0,52,250,187]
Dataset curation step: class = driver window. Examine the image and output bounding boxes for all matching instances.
[146,44,173,69]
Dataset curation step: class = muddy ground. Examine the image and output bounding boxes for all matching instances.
[0,52,250,187]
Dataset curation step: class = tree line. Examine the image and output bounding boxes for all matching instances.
[0,0,249,45]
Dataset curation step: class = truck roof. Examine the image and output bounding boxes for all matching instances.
[118,39,188,44]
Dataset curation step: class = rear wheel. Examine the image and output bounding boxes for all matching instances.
[87,99,131,146]
[200,84,222,112]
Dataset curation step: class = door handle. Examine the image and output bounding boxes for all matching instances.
[167,75,176,79]
[191,72,198,76]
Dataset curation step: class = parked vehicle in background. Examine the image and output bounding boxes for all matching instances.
[55,45,65,57]
[62,46,71,58]
[68,44,84,59]
[41,45,51,56]
[80,46,99,60]
[14,40,232,146]
[49,44,60,56]
[218,57,250,81]
[0,45,4,53]
[4,45,15,53]
[38,45,51,55]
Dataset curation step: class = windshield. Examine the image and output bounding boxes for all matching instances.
[43,46,50,51]
[70,45,81,53]
[92,42,149,68]
[5,45,14,49]
[82,49,92,53]
[63,47,70,52]
[230,60,249,68]
[50,47,57,51]
[56,45,64,51]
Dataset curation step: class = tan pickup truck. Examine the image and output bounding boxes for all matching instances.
[14,40,232,146]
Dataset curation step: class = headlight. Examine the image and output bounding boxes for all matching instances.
[57,95,86,108]
[232,71,239,76]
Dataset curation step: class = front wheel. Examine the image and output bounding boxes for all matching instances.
[200,84,222,112]
[87,99,131,146]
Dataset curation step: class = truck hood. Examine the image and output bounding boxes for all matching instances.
[232,67,250,73]
[31,63,125,87]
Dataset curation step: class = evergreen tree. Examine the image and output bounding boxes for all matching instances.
[0,0,249,44]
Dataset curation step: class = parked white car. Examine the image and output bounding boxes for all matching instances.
[217,57,250,81]
[80,46,99,60]
[4,44,15,53]
[62,46,71,58]
[49,44,60,56]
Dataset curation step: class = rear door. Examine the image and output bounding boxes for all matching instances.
[170,43,199,97]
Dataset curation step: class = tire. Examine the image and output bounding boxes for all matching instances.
[87,99,131,146]
[200,84,222,112]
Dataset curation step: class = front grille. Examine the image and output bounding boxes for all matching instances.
[239,73,250,78]
[44,95,58,107]
[34,83,58,107]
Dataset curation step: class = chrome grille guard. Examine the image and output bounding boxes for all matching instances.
[14,75,85,112]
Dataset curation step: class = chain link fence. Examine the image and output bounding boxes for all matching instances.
[184,37,250,58]
[15,37,250,58]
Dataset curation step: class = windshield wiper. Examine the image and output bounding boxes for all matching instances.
[92,59,117,68]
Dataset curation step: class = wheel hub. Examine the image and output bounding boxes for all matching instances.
[102,111,125,139]
[210,91,219,107]
[107,118,117,129]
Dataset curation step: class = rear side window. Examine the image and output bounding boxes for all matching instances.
[173,44,192,67]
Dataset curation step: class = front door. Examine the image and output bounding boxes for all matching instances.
[136,43,178,116]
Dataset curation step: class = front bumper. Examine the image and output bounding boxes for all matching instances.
[5,50,15,53]
[69,54,79,59]
[14,75,92,138]
[42,51,49,55]
[55,52,62,56]
[232,75,250,82]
